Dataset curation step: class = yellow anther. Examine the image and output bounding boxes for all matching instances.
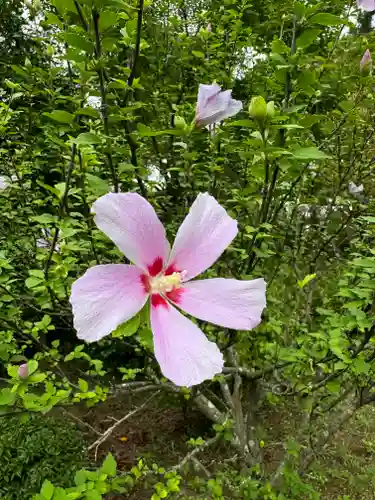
[150,272,183,294]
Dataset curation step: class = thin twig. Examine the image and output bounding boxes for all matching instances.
[171,433,221,471]
[62,408,101,436]
[88,390,161,458]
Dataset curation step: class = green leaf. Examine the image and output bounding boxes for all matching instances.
[28,360,38,375]
[75,469,87,486]
[0,388,16,406]
[51,0,76,13]
[52,487,69,500]
[44,13,63,28]
[99,11,118,31]
[41,479,54,500]
[296,29,322,49]
[85,492,102,500]
[112,314,140,338]
[310,13,347,26]
[353,358,370,374]
[101,452,117,476]
[62,33,93,53]
[74,132,102,145]
[86,174,110,196]
[361,216,375,223]
[76,107,100,118]
[45,110,75,124]
[137,124,182,137]
[291,147,330,160]
[78,378,89,392]
[26,276,43,288]
[225,120,254,127]
[298,273,317,288]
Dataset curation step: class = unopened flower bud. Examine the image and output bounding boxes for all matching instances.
[248,96,267,120]
[18,363,28,379]
[174,116,187,129]
[360,48,372,75]
[266,101,276,119]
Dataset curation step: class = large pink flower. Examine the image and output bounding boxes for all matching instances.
[196,83,242,127]
[70,193,266,387]
[357,0,375,10]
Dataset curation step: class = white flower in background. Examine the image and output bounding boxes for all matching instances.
[87,96,102,110]
[148,164,165,184]
[0,174,17,190]
[348,181,364,196]
[36,229,60,252]
[298,204,312,218]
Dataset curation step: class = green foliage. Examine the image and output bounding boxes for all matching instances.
[0,414,87,500]
[0,0,374,497]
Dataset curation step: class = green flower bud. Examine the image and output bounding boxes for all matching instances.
[174,116,187,129]
[266,101,276,119]
[248,96,267,120]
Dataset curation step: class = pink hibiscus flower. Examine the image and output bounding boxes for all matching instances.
[360,48,372,71]
[70,193,266,387]
[195,83,242,127]
[357,0,375,11]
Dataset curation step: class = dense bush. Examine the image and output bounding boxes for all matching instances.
[0,414,87,500]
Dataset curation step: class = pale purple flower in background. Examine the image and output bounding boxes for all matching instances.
[357,0,375,10]
[18,363,28,378]
[195,83,242,127]
[348,181,364,196]
[207,23,212,32]
[360,49,372,71]
[70,192,266,387]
